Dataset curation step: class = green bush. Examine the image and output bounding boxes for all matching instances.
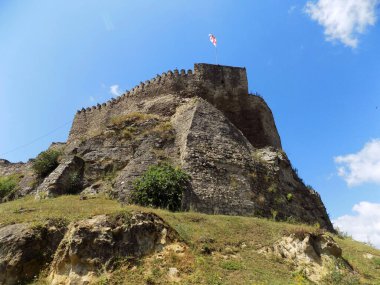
[32,149,61,178]
[322,268,360,285]
[66,171,82,194]
[130,163,190,211]
[220,260,244,271]
[374,258,380,267]
[0,174,21,198]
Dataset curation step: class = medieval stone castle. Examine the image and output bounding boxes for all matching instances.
[1,63,333,232]
[69,64,281,150]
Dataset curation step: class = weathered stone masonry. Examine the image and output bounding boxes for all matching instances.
[15,63,332,231]
[68,64,282,150]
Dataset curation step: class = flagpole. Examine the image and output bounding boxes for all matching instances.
[215,46,218,65]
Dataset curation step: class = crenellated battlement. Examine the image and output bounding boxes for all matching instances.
[76,67,198,115]
[68,63,261,146]
[75,64,247,115]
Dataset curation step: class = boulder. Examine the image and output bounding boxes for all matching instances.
[48,212,179,284]
[36,156,84,198]
[0,221,66,285]
[259,232,353,283]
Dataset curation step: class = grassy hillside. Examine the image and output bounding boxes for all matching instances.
[0,195,379,285]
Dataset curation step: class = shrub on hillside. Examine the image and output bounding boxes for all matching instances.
[130,163,190,211]
[66,171,83,194]
[32,149,61,178]
[0,174,21,198]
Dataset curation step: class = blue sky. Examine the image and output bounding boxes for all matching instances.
[1,0,380,246]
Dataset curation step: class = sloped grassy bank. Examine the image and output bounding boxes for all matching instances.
[0,195,379,285]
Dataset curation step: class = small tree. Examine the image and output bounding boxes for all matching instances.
[0,174,21,198]
[130,163,190,211]
[66,171,82,194]
[32,149,61,178]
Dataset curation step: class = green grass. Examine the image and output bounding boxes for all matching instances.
[0,195,124,227]
[121,126,137,140]
[110,112,159,126]
[335,237,380,284]
[109,113,174,141]
[0,196,379,284]
[220,260,244,271]
[151,121,173,133]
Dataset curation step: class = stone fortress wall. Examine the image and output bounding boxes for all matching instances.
[68,63,281,149]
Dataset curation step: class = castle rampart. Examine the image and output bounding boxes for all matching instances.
[68,63,281,149]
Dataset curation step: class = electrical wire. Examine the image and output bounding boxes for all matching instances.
[0,121,71,157]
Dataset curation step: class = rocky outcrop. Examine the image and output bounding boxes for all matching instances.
[0,160,36,202]
[88,96,330,230]
[44,93,332,230]
[173,98,257,214]
[48,212,179,285]
[0,212,182,285]
[0,143,66,201]
[0,160,25,177]
[1,63,334,230]
[251,147,333,229]
[259,232,354,283]
[0,220,66,285]
[36,156,84,198]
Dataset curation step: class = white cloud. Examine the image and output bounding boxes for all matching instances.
[305,0,379,48]
[334,202,380,249]
[334,139,380,186]
[110,84,121,96]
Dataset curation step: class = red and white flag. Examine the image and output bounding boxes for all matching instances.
[209,34,217,47]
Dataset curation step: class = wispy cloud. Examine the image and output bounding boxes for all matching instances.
[102,14,115,31]
[110,84,121,96]
[334,139,380,186]
[305,0,379,48]
[89,96,95,102]
[288,5,297,14]
[334,202,380,248]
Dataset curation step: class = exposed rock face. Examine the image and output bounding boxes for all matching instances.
[252,147,332,227]
[48,212,179,285]
[62,92,332,230]
[0,221,66,285]
[0,212,182,284]
[173,98,332,229]
[259,232,353,283]
[0,160,36,201]
[0,160,25,177]
[0,143,66,201]
[25,63,331,230]
[36,156,84,198]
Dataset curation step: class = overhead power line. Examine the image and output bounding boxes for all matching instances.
[0,121,71,157]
